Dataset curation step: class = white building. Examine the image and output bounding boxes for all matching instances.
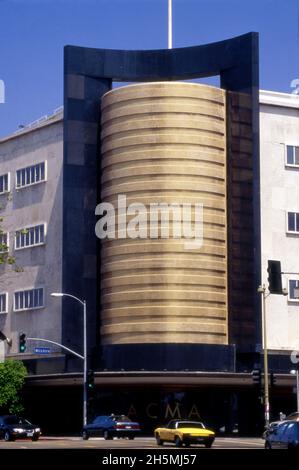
[260,90,299,353]
[0,111,64,368]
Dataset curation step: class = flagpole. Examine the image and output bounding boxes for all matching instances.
[168,0,172,49]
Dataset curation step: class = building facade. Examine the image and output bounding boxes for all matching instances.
[260,90,299,359]
[0,87,298,434]
[0,112,64,374]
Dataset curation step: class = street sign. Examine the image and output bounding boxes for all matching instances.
[34,347,51,354]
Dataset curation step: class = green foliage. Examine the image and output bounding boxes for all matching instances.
[0,216,23,270]
[0,360,27,414]
[0,252,16,265]
[0,216,14,265]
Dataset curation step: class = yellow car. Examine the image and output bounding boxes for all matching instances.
[154,419,215,448]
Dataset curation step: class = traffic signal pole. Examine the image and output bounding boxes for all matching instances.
[27,337,84,360]
[261,285,270,429]
[83,300,87,427]
[258,285,270,429]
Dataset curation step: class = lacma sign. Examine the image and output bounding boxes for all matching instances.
[0,79,5,103]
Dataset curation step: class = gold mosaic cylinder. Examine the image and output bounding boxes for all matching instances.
[100,82,227,346]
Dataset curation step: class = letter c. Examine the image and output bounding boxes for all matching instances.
[146,402,158,419]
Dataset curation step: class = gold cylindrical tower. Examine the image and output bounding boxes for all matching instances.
[100,82,227,346]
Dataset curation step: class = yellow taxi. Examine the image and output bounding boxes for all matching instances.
[154,419,215,448]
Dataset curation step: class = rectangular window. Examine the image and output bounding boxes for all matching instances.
[0,293,7,314]
[289,280,299,301]
[287,212,299,233]
[16,162,46,189]
[0,173,9,194]
[286,145,299,167]
[0,232,9,253]
[14,288,44,311]
[15,224,45,249]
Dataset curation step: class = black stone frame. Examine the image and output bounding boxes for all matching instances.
[63,32,260,371]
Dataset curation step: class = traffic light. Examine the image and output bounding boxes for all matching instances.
[251,368,262,386]
[87,370,95,390]
[19,333,26,353]
[267,260,282,294]
[270,372,276,387]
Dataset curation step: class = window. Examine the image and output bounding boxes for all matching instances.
[14,288,44,311]
[0,173,9,194]
[0,293,8,313]
[289,280,299,301]
[16,162,46,189]
[286,145,299,167]
[168,421,176,429]
[15,224,45,249]
[287,212,299,233]
[0,232,9,253]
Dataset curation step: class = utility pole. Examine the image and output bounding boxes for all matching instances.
[258,285,270,428]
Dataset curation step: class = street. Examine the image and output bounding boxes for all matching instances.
[0,436,264,449]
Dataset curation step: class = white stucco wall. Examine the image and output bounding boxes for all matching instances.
[260,91,299,351]
[0,116,63,356]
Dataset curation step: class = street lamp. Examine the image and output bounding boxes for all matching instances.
[51,292,87,427]
[290,369,299,413]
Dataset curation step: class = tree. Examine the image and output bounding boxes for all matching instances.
[0,216,23,271]
[0,216,15,266]
[0,360,27,414]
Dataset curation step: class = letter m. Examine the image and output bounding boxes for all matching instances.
[165,403,181,419]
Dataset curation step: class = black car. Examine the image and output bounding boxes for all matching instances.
[265,420,299,449]
[0,415,41,442]
[82,415,141,440]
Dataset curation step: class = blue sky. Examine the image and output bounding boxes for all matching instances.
[0,0,298,137]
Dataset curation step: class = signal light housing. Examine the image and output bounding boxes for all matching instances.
[267,260,282,294]
[19,333,27,353]
[87,370,95,390]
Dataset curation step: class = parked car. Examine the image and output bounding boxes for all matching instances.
[154,419,215,448]
[265,420,299,449]
[263,412,299,439]
[82,414,141,440]
[0,415,41,442]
